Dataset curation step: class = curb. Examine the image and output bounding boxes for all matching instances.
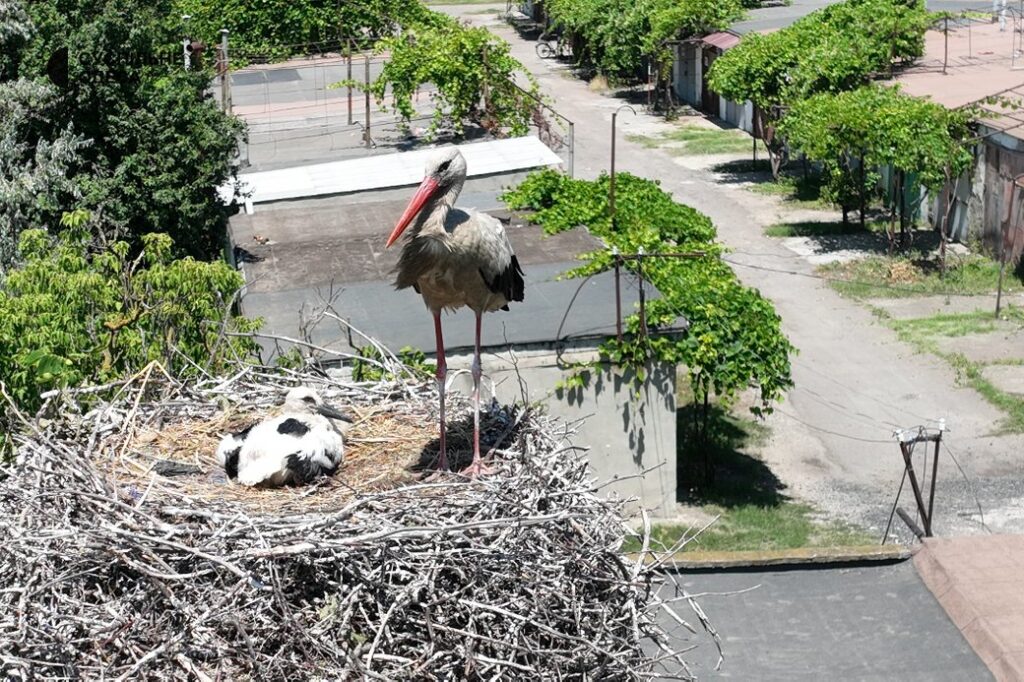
[628,544,911,570]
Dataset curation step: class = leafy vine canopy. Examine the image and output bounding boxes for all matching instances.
[707,0,931,108]
[502,170,794,414]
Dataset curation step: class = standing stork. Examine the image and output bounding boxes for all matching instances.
[385,147,524,476]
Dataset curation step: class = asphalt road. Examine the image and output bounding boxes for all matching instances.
[661,561,991,681]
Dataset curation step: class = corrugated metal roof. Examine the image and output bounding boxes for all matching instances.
[702,32,741,51]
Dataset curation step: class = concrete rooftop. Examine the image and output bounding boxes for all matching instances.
[229,174,664,357]
[895,14,1024,137]
[916,535,1024,681]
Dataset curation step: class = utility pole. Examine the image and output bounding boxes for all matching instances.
[609,105,636,220]
[890,422,946,539]
[219,29,231,114]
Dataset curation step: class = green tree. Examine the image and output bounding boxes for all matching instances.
[0,0,31,79]
[0,79,87,268]
[0,224,259,424]
[779,85,972,243]
[502,170,795,476]
[707,0,931,177]
[5,0,243,260]
[361,22,539,138]
[174,0,446,60]
[544,0,744,85]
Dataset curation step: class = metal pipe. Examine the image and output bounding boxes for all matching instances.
[613,248,622,342]
[637,247,648,339]
[609,105,636,220]
[896,507,925,539]
[610,112,617,219]
[927,430,942,534]
[364,54,371,148]
[219,29,230,113]
[899,440,932,537]
[568,121,575,178]
[347,43,353,125]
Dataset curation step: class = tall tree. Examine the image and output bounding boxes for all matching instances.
[707,0,930,178]
[3,0,243,260]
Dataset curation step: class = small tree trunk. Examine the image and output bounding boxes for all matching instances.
[859,153,867,231]
[898,171,908,248]
[702,390,713,485]
[888,170,897,255]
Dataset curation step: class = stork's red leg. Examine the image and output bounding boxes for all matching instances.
[462,311,492,477]
[433,311,449,471]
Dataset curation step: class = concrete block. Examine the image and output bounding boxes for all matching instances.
[447,347,678,516]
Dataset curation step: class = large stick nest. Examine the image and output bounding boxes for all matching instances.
[0,365,712,680]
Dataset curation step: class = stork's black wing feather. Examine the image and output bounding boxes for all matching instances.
[481,255,525,304]
[285,453,337,485]
[222,447,241,479]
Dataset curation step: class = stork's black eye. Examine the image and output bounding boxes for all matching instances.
[302,396,317,404]
[437,160,451,173]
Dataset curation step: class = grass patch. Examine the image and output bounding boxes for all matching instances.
[770,222,880,237]
[624,396,872,553]
[627,125,766,156]
[821,253,1024,299]
[748,173,830,209]
[951,354,1024,434]
[891,308,1024,346]
[644,503,870,553]
[884,307,1024,433]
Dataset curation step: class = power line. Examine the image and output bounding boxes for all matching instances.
[773,406,895,444]
[722,255,1017,298]
[942,441,991,533]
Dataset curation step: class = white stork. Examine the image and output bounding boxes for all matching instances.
[216,387,354,487]
[385,147,524,476]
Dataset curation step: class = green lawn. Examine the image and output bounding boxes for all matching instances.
[625,396,872,553]
[765,220,884,237]
[637,503,870,554]
[747,173,831,209]
[820,253,1024,299]
[627,125,765,156]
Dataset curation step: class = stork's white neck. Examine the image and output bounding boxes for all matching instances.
[414,178,464,235]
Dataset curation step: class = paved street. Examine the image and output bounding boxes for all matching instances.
[664,561,991,681]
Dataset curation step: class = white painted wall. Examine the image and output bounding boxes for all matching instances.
[672,43,702,108]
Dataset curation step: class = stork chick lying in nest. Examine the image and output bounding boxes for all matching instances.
[216,387,354,487]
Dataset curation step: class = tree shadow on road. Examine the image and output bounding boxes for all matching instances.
[676,403,788,509]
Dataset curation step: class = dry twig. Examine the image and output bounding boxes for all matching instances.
[0,367,709,680]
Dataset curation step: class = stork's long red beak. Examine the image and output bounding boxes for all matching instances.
[386,176,440,248]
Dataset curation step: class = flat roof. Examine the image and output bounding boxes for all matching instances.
[220,136,563,206]
[229,175,677,357]
[894,18,1024,139]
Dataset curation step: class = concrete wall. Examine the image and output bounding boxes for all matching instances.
[924,129,1024,263]
[446,347,678,516]
[721,98,754,134]
[672,44,755,134]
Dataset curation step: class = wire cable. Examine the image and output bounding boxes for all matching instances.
[943,441,991,533]
[881,466,908,544]
[722,255,1018,299]
[773,406,895,444]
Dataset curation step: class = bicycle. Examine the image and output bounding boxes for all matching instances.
[535,33,571,60]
